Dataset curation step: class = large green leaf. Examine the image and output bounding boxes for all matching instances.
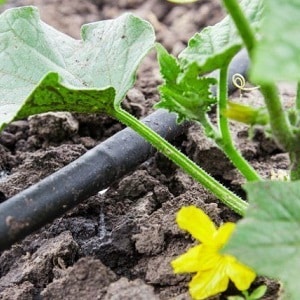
[224,181,300,300]
[251,0,300,82]
[179,0,263,74]
[0,6,155,130]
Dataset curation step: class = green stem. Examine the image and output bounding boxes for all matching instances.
[112,107,248,215]
[288,83,300,180]
[217,65,261,181]
[296,82,300,110]
[201,114,220,141]
[223,0,256,53]
[260,85,294,152]
[290,152,300,181]
[223,0,294,153]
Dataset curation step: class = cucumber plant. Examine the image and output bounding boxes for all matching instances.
[0,6,247,215]
[1,0,300,298]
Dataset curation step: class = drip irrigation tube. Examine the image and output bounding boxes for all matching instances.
[0,50,249,251]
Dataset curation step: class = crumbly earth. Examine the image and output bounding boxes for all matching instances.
[0,0,289,299]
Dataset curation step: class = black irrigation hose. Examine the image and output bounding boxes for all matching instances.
[0,50,249,251]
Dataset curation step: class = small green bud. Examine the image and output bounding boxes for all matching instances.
[224,101,269,126]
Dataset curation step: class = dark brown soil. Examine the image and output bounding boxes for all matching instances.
[0,0,288,299]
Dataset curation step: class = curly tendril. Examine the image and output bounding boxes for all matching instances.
[232,73,260,92]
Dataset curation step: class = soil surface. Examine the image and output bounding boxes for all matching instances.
[0,0,290,299]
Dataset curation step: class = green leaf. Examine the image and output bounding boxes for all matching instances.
[0,6,155,130]
[251,0,300,82]
[227,296,245,300]
[13,73,116,120]
[179,0,263,74]
[249,285,267,300]
[156,43,217,123]
[224,181,300,300]
[157,43,181,84]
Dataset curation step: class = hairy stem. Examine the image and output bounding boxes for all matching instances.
[223,0,294,153]
[112,107,248,215]
[259,85,294,152]
[217,65,261,181]
[223,0,256,53]
[296,82,300,110]
[201,114,220,141]
[290,151,300,181]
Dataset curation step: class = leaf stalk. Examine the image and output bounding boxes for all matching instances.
[223,0,295,174]
[112,107,248,215]
[217,64,261,181]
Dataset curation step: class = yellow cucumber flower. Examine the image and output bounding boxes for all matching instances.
[171,206,256,299]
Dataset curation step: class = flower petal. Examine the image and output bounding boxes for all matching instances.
[214,222,235,247]
[197,245,222,270]
[171,245,203,273]
[225,255,256,290]
[176,206,216,243]
[189,263,229,300]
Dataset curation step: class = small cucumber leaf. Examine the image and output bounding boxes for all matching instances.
[0,6,155,130]
[179,0,263,74]
[157,43,181,84]
[251,0,300,82]
[249,284,267,300]
[156,43,217,123]
[223,181,300,300]
[227,296,244,300]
